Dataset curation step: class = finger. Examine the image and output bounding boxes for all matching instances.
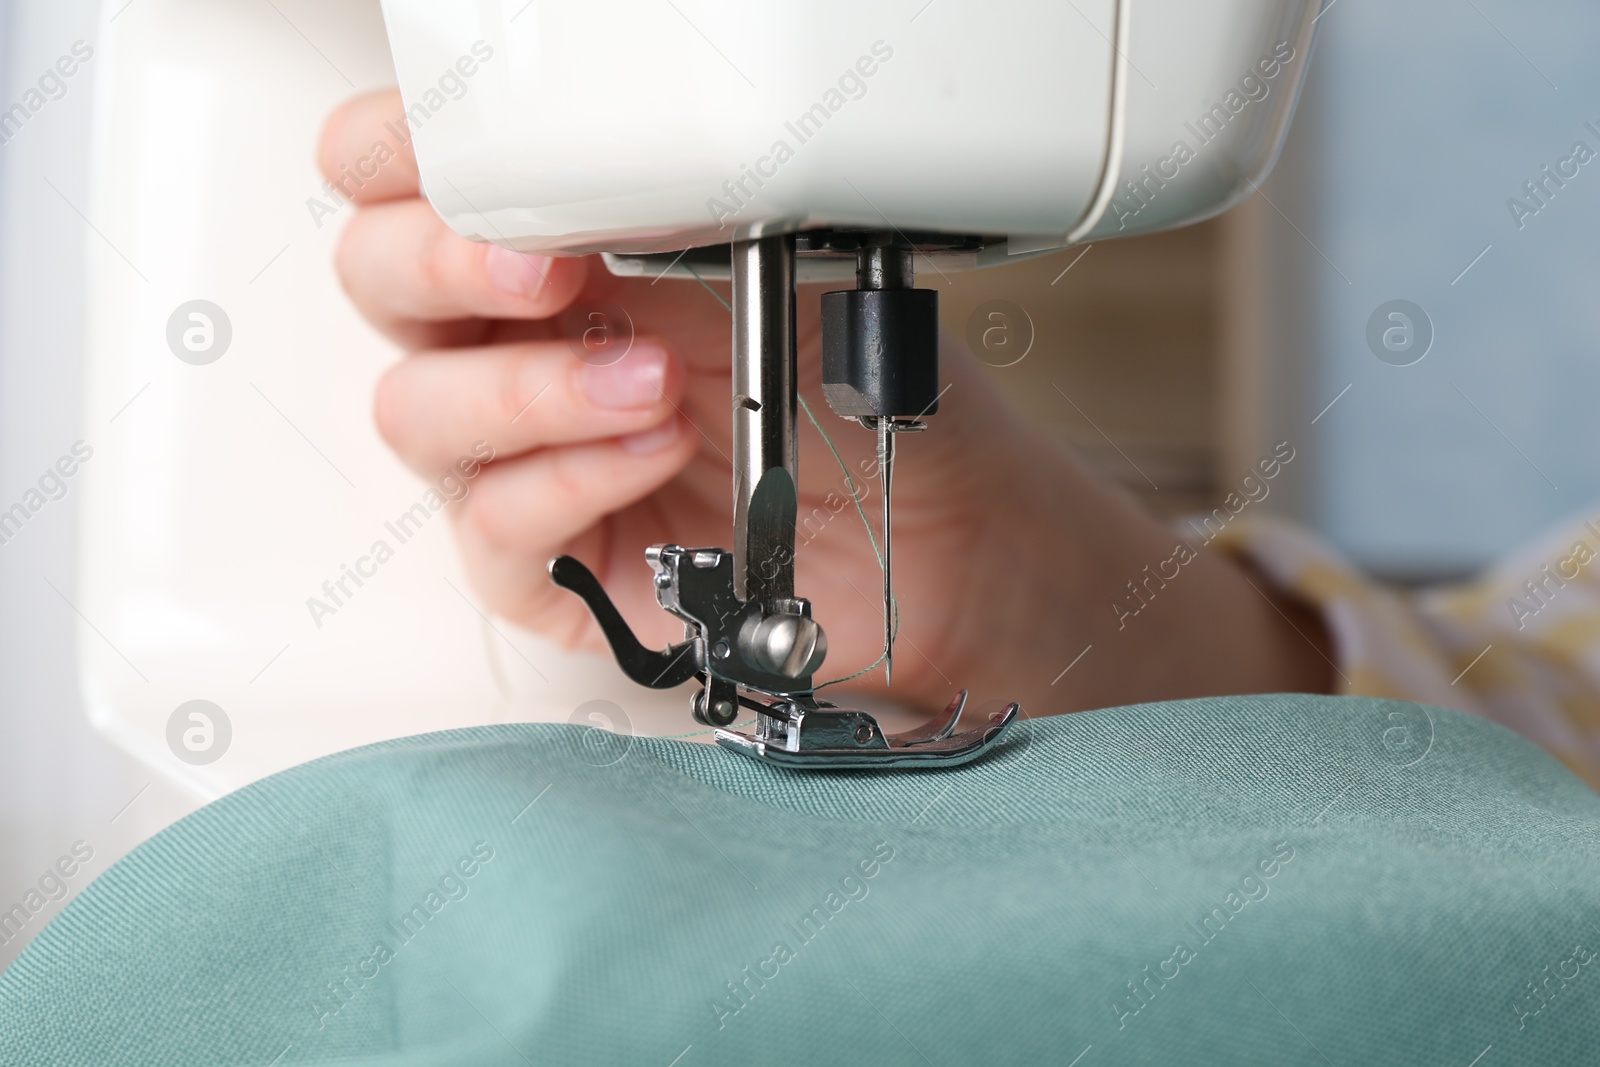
[374,340,686,474]
[317,89,421,205]
[457,414,697,564]
[335,199,589,343]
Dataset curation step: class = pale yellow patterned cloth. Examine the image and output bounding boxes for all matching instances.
[1214,514,1600,789]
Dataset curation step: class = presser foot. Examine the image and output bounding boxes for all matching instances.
[549,552,1021,770]
[714,689,1020,770]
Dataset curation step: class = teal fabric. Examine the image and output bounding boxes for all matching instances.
[3,695,1599,1065]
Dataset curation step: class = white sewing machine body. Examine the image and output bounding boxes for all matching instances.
[79,0,1321,795]
[380,0,1322,258]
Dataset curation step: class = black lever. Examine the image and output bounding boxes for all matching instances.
[548,556,700,689]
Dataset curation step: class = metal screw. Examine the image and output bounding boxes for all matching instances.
[744,612,826,678]
[713,699,736,722]
[713,639,731,660]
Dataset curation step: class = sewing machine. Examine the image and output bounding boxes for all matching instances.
[378,0,1323,767]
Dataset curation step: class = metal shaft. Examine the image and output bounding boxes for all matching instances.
[858,242,913,291]
[730,234,798,603]
[878,419,895,686]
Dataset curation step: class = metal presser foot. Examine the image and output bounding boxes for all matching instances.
[550,231,1019,770]
[549,554,1019,769]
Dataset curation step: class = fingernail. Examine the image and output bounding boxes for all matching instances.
[485,246,553,298]
[581,346,668,409]
[621,416,681,455]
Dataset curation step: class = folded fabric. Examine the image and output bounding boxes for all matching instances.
[3,694,1598,1065]
[1213,513,1600,786]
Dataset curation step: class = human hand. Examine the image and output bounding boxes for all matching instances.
[320,89,1331,722]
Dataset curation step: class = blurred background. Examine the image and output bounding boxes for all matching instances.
[2,0,1596,965]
